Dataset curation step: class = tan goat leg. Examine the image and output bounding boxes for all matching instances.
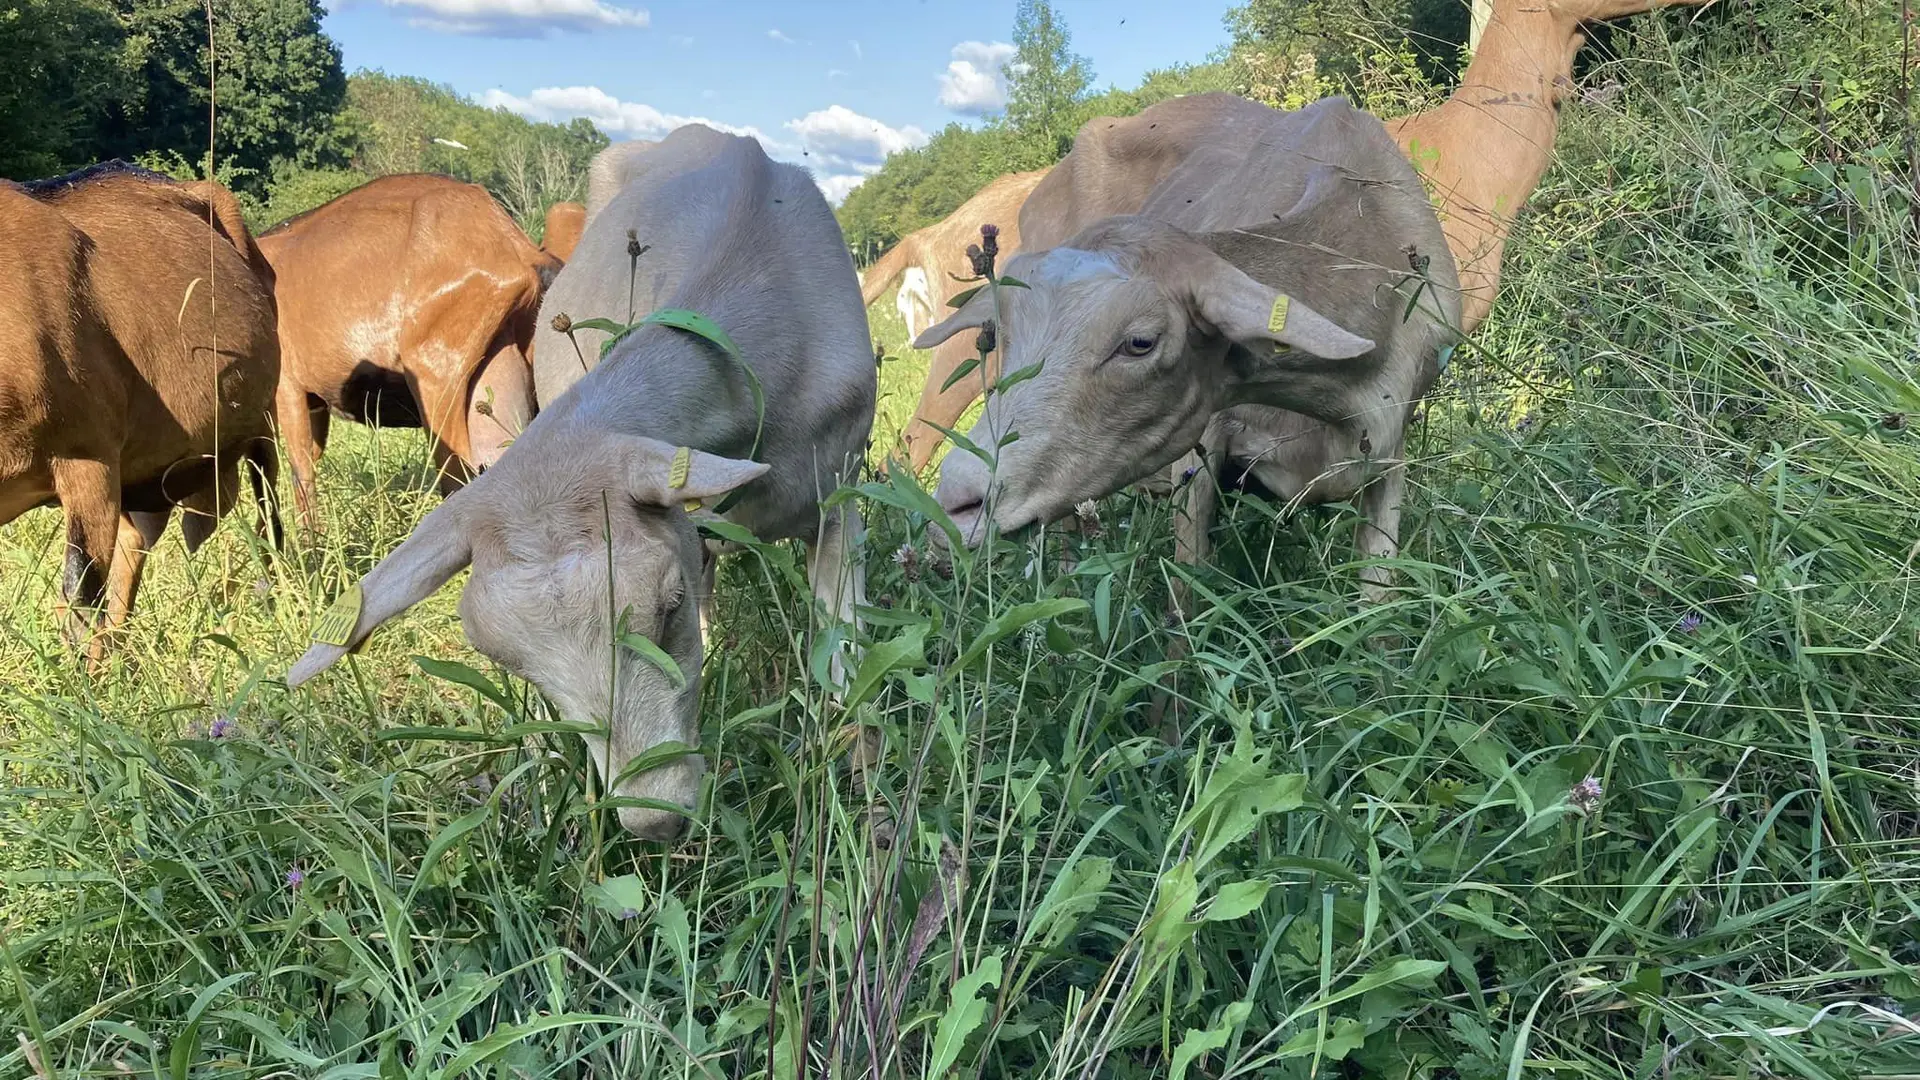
[50,457,121,662]
[275,379,326,532]
[1355,463,1406,605]
[103,510,172,634]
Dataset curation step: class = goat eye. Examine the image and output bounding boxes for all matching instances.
[1118,335,1157,358]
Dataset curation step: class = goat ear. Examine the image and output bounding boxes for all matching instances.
[1184,244,1374,362]
[616,434,769,511]
[911,281,996,350]
[285,493,477,688]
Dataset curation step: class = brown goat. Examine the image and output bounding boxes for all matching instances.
[541,201,586,263]
[0,162,283,658]
[257,174,561,527]
[858,170,1049,474]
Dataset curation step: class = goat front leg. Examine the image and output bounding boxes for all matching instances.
[1154,421,1228,745]
[105,509,173,633]
[51,457,122,663]
[809,499,878,781]
[1355,461,1406,606]
[1169,417,1229,628]
[276,380,325,533]
[808,500,866,691]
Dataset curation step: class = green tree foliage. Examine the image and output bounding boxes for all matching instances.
[343,72,608,231]
[1005,0,1095,164]
[837,60,1231,261]
[0,0,128,178]
[94,0,351,194]
[1223,0,1467,111]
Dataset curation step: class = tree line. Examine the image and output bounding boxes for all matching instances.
[835,0,1473,263]
[0,0,606,234]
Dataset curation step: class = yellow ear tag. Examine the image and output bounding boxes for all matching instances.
[667,445,701,512]
[1268,293,1291,335]
[311,583,362,647]
[668,445,692,489]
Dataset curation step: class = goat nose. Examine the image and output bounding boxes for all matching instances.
[618,806,688,841]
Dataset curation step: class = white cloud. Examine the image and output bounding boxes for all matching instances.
[849,39,862,59]
[785,105,926,171]
[768,28,795,44]
[937,40,1017,115]
[379,0,648,35]
[784,105,928,204]
[479,87,924,206]
[480,86,771,144]
[827,68,847,79]
[816,173,869,204]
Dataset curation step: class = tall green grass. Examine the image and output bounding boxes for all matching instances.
[3,8,1917,1078]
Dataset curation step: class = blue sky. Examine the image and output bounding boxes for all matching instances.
[322,0,1237,201]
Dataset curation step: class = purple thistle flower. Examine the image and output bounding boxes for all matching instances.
[1569,776,1604,815]
[285,865,305,889]
[1677,612,1703,634]
[209,716,236,739]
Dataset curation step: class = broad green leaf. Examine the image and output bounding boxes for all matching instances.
[1170,1001,1252,1080]
[1434,902,1533,941]
[1026,856,1113,949]
[952,598,1088,672]
[940,356,983,391]
[412,656,515,712]
[585,874,650,920]
[656,892,692,975]
[946,284,985,309]
[608,740,699,788]
[209,1007,325,1068]
[843,624,928,710]
[170,972,252,1080]
[1144,860,1200,962]
[992,361,1043,394]
[1205,879,1272,922]
[616,626,686,691]
[404,805,492,905]
[1276,1015,1368,1060]
[927,952,1004,1077]
[442,1013,627,1076]
[1285,958,1446,1025]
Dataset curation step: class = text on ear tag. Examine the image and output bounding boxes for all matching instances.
[668,445,701,512]
[668,445,692,490]
[312,583,363,647]
[1268,294,1291,335]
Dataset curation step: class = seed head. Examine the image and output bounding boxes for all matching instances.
[980,223,1000,259]
[626,229,647,260]
[1569,776,1604,815]
[893,543,921,582]
[967,242,993,279]
[1883,412,1907,431]
[551,312,574,334]
[974,321,996,357]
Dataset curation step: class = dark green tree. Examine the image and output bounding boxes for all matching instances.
[1005,0,1094,164]
[94,0,350,194]
[0,0,128,178]
[1225,0,1468,95]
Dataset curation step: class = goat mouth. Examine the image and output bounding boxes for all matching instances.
[944,499,985,544]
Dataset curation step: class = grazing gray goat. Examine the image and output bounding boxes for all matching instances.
[915,93,1461,601]
[287,125,876,839]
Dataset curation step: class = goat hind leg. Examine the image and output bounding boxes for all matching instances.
[50,457,122,661]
